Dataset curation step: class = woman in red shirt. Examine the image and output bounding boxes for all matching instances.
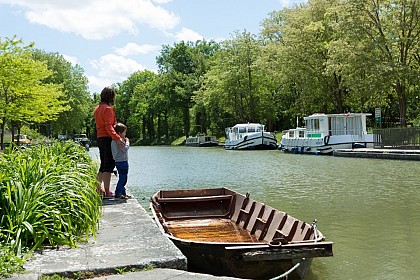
[94,86,124,197]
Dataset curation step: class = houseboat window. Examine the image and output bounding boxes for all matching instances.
[347,116,362,135]
[233,127,238,133]
[299,130,305,138]
[248,127,255,133]
[289,131,294,138]
[239,127,246,133]
[314,119,319,130]
[306,119,320,130]
[330,117,345,135]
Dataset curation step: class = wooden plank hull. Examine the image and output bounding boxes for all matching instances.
[150,188,333,279]
[172,237,315,279]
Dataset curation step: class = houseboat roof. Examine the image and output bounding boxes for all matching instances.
[232,123,263,127]
[304,113,372,120]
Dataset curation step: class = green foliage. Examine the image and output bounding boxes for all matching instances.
[32,49,92,136]
[0,243,25,278]
[0,142,101,257]
[171,136,186,146]
[156,40,220,138]
[115,70,159,142]
[343,0,420,126]
[0,37,69,148]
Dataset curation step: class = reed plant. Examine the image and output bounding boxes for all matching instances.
[0,142,101,258]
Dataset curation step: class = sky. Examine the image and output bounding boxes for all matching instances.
[0,0,307,93]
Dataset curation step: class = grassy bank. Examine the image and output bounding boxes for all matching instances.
[0,142,101,278]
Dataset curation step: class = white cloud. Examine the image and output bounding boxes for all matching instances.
[87,75,114,93]
[175,27,204,42]
[62,54,78,65]
[151,0,173,4]
[114,43,160,56]
[279,0,307,8]
[2,0,180,40]
[88,54,146,91]
[90,54,145,79]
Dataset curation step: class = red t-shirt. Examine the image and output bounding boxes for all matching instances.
[94,103,119,141]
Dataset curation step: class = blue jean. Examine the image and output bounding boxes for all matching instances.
[115,161,129,196]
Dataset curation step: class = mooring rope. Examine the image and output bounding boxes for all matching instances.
[270,258,306,280]
[270,219,321,279]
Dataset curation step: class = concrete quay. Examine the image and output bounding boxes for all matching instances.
[333,148,420,160]
[9,185,239,280]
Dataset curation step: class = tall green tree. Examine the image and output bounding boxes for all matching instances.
[156,40,217,138]
[32,49,91,136]
[274,0,351,116]
[259,11,299,129]
[200,31,277,131]
[116,70,158,142]
[344,0,420,126]
[0,37,67,149]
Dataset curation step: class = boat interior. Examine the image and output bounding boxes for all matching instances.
[151,188,320,245]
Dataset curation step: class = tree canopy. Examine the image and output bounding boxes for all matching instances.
[110,0,419,143]
[32,49,92,136]
[2,0,419,147]
[0,37,68,148]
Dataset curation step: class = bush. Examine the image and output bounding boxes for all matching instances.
[0,142,101,258]
[0,242,25,278]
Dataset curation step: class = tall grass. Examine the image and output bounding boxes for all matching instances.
[0,142,101,257]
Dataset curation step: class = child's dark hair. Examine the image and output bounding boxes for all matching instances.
[114,123,127,134]
[100,86,115,104]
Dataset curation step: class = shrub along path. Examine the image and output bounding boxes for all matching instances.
[10,177,187,279]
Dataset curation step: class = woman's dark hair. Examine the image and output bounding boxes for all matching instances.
[100,86,115,104]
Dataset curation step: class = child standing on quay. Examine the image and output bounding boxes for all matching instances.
[111,123,130,199]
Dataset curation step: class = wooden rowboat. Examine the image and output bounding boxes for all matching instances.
[150,188,333,279]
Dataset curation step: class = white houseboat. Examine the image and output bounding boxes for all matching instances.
[185,134,219,147]
[280,113,374,155]
[224,123,277,150]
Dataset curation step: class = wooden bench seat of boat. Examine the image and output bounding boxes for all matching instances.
[155,194,235,220]
[157,194,233,203]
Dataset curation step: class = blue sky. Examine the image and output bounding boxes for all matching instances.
[0,0,306,93]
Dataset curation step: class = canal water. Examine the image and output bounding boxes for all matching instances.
[90,146,420,280]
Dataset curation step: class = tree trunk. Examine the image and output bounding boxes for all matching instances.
[157,114,161,142]
[164,110,169,143]
[0,119,5,150]
[396,82,407,127]
[142,116,146,144]
[183,106,190,138]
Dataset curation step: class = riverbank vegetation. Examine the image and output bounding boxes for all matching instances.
[0,142,101,278]
[1,0,419,147]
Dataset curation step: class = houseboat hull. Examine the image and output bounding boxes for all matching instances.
[224,132,277,150]
[150,188,333,279]
[224,123,277,150]
[281,134,375,155]
[186,135,219,147]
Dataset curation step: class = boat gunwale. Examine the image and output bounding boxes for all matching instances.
[162,229,332,248]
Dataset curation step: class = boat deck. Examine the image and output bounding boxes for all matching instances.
[165,218,259,243]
